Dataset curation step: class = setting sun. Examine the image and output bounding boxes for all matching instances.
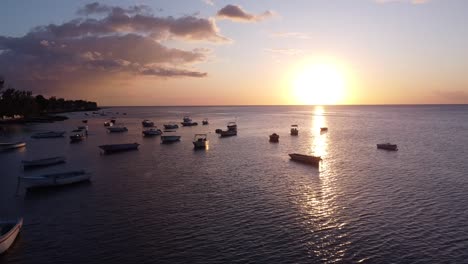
[293,62,346,105]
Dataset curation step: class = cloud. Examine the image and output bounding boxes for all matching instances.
[0,3,226,95]
[270,32,312,39]
[434,90,468,103]
[216,4,274,22]
[202,0,214,6]
[375,0,430,4]
[264,48,304,55]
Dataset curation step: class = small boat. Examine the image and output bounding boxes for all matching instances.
[320,127,328,132]
[290,125,299,136]
[99,143,139,153]
[82,120,88,123]
[110,119,116,124]
[202,118,209,125]
[77,126,87,130]
[219,129,237,137]
[181,116,198,126]
[215,129,222,134]
[0,218,23,254]
[142,120,154,127]
[31,131,65,138]
[70,133,86,143]
[104,121,111,127]
[22,156,66,169]
[142,128,162,136]
[0,142,26,151]
[377,143,398,151]
[19,170,91,189]
[227,121,237,131]
[161,131,181,143]
[107,126,128,133]
[269,133,279,142]
[164,123,179,130]
[193,134,208,149]
[289,153,322,166]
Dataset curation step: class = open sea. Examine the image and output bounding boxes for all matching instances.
[1,105,468,264]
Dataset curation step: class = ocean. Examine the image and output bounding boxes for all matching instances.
[1,105,468,263]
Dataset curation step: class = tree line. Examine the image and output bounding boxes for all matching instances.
[0,77,98,118]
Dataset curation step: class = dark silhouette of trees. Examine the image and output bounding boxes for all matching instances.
[0,77,98,118]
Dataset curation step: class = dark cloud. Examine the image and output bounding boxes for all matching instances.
[0,3,224,94]
[217,4,274,22]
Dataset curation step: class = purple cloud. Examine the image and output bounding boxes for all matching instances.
[217,4,274,22]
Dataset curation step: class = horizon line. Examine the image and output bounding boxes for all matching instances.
[100,103,468,107]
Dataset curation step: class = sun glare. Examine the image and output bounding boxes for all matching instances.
[293,62,346,105]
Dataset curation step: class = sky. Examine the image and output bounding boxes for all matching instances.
[0,0,467,106]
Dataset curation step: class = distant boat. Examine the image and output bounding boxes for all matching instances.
[82,120,88,123]
[70,133,86,143]
[320,127,328,132]
[163,123,179,130]
[77,126,87,130]
[0,218,23,254]
[219,129,237,137]
[377,143,398,151]
[289,153,322,166]
[290,125,299,136]
[215,129,222,134]
[19,170,91,189]
[227,121,237,131]
[142,120,154,127]
[31,131,65,138]
[181,116,198,126]
[142,128,162,136]
[110,119,116,124]
[269,133,279,142]
[22,156,66,169]
[193,134,208,149]
[202,118,209,125]
[0,142,26,151]
[107,126,128,133]
[99,143,139,153]
[161,131,181,143]
[104,121,112,127]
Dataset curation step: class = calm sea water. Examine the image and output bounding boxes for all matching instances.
[1,105,468,263]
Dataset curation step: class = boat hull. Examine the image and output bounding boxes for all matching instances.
[193,141,208,149]
[99,143,139,153]
[22,156,65,169]
[21,171,91,189]
[181,122,198,126]
[0,142,26,151]
[31,132,65,138]
[220,130,237,137]
[377,144,398,151]
[161,136,181,143]
[163,124,179,129]
[0,218,23,254]
[289,153,321,166]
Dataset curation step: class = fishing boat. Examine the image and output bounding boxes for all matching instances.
[227,121,237,131]
[219,129,237,137]
[377,143,398,151]
[107,126,128,133]
[181,116,198,126]
[161,131,181,143]
[163,123,179,130]
[0,142,26,151]
[290,125,299,136]
[31,131,65,138]
[142,120,154,127]
[269,133,279,142]
[142,128,162,136]
[320,127,328,132]
[202,118,209,125]
[19,170,91,189]
[98,143,139,153]
[22,156,66,169]
[288,153,322,166]
[70,133,86,143]
[0,218,23,254]
[193,134,208,149]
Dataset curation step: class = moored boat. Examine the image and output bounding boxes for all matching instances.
[19,170,91,189]
[31,131,65,138]
[161,131,181,143]
[142,128,162,136]
[104,121,112,127]
[320,127,328,132]
[290,125,299,136]
[107,126,128,133]
[70,133,86,143]
[0,142,26,151]
[288,153,322,166]
[0,218,23,254]
[227,121,237,131]
[142,120,154,127]
[181,116,198,126]
[215,129,222,134]
[163,123,179,130]
[377,143,398,151]
[99,143,139,153]
[193,134,208,149]
[219,129,237,137]
[269,133,279,142]
[202,118,209,125]
[22,156,66,169]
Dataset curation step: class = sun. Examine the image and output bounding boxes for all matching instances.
[293,62,346,105]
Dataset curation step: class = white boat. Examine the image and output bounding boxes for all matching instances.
[19,170,91,189]
[290,125,299,136]
[0,218,23,254]
[99,143,139,153]
[31,131,65,138]
[377,143,398,151]
[22,156,66,169]
[107,126,128,133]
[181,116,198,126]
[163,123,179,130]
[142,128,162,136]
[193,134,208,149]
[0,142,26,151]
[142,120,154,127]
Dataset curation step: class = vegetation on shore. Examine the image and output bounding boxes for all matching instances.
[0,77,98,121]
